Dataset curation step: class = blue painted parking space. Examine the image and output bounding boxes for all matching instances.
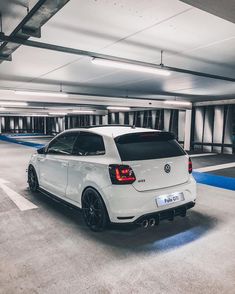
[0,134,45,149]
[193,171,235,191]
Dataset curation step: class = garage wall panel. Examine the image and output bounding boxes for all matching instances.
[129,113,134,125]
[194,107,204,150]
[203,107,213,152]
[178,110,185,143]
[164,109,171,131]
[213,106,224,153]
[223,105,233,154]
[119,112,125,125]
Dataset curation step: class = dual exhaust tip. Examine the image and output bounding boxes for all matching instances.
[141,218,156,228]
[141,209,187,228]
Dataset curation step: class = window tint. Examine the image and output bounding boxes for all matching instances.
[47,133,77,155]
[73,132,105,156]
[115,132,186,161]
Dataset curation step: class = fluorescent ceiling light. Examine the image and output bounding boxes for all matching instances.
[31,114,48,117]
[107,106,130,111]
[10,114,49,117]
[49,112,67,116]
[15,90,68,98]
[92,58,171,76]
[0,107,6,111]
[72,110,94,114]
[164,100,192,107]
[0,101,28,106]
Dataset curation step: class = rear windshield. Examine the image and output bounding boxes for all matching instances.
[115,132,186,161]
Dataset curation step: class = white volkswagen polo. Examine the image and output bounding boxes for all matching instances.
[28,126,196,231]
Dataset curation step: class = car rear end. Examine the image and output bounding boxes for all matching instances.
[103,130,196,227]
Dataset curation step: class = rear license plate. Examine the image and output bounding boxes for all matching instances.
[156,192,184,207]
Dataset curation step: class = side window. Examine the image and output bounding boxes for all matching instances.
[73,132,105,156]
[47,133,78,155]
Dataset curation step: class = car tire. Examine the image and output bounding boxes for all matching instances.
[82,188,109,232]
[28,165,39,192]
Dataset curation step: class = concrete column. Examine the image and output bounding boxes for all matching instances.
[1,117,5,133]
[178,110,186,144]
[67,116,71,128]
[55,117,59,133]
[223,105,233,154]
[184,110,192,151]
[50,118,55,133]
[14,117,19,133]
[22,117,26,133]
[10,117,14,132]
[102,115,108,125]
[89,115,93,126]
[194,107,204,150]
[213,106,224,153]
[62,117,65,131]
[171,110,178,135]
[119,112,125,125]
[58,117,63,133]
[19,117,23,133]
[140,111,144,127]
[151,110,157,129]
[95,115,100,125]
[44,117,47,134]
[203,107,213,152]
[129,112,134,125]
[26,117,31,132]
[31,117,35,133]
[164,109,171,131]
[111,113,115,124]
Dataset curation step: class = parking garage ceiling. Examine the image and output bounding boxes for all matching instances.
[0,0,234,108]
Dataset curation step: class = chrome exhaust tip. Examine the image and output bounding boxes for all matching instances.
[149,218,156,227]
[142,219,149,228]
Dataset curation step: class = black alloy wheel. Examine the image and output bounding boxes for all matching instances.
[28,165,39,192]
[82,188,108,232]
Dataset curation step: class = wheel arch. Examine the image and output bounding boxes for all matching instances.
[81,185,110,221]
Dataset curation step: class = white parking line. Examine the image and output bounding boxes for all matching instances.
[194,162,235,173]
[190,153,217,158]
[0,179,38,211]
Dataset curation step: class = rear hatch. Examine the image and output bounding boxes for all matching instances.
[115,131,189,191]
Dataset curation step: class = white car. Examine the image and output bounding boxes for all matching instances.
[28,126,196,231]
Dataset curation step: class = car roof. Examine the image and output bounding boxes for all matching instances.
[63,125,163,138]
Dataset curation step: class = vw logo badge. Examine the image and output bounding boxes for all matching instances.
[164,164,171,173]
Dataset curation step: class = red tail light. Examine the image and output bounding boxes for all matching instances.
[109,164,136,184]
[188,158,192,174]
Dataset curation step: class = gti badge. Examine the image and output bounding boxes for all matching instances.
[164,164,171,173]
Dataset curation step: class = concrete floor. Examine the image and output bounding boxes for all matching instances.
[0,140,235,294]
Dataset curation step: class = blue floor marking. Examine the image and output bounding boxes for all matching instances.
[193,171,235,191]
[0,135,44,149]
[7,133,45,137]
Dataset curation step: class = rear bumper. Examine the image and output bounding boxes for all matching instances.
[101,175,196,223]
[134,201,195,225]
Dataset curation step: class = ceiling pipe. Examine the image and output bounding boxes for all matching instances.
[0,33,234,82]
[0,0,70,61]
[194,99,235,106]
[0,95,192,110]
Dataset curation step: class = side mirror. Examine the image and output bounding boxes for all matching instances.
[37,147,46,154]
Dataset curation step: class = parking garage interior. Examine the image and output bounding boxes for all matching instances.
[0,1,235,293]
